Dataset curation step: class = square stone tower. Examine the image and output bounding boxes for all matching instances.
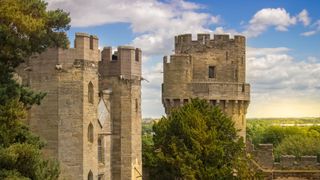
[162,34,250,138]
[99,46,142,179]
[17,33,142,180]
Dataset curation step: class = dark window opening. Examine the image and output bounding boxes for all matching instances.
[135,99,138,112]
[112,55,118,61]
[135,51,139,62]
[89,36,94,50]
[98,138,104,163]
[88,171,93,180]
[88,123,94,143]
[226,51,229,61]
[88,82,94,104]
[208,66,216,78]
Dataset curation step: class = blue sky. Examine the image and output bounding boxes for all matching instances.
[47,0,320,118]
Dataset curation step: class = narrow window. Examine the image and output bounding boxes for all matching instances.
[88,123,94,143]
[89,36,94,49]
[135,99,138,112]
[112,52,118,61]
[226,51,229,61]
[208,66,216,78]
[135,51,139,62]
[88,82,94,104]
[98,137,104,163]
[88,171,93,180]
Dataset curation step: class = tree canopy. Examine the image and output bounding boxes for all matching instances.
[0,0,70,179]
[145,99,257,179]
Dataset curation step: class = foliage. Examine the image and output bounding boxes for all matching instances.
[274,135,320,159]
[145,99,258,180]
[0,0,70,179]
[247,118,320,161]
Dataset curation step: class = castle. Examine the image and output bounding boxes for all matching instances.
[162,34,250,138]
[17,33,142,180]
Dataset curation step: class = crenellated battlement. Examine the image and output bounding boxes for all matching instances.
[247,142,320,170]
[99,46,141,78]
[174,33,245,54]
[74,32,99,50]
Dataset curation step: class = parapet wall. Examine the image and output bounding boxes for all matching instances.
[100,46,141,78]
[247,142,320,170]
[174,34,245,54]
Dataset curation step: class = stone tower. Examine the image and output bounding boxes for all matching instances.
[162,34,250,138]
[99,46,142,179]
[17,33,142,180]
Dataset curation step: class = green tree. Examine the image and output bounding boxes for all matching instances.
[274,135,320,159]
[259,126,306,146]
[0,0,70,179]
[148,99,258,180]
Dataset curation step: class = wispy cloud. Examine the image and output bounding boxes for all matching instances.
[297,9,311,26]
[301,20,320,36]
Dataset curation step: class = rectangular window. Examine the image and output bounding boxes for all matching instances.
[98,138,104,163]
[135,51,139,62]
[226,51,229,61]
[208,66,216,78]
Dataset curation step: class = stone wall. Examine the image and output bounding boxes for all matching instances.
[247,142,320,179]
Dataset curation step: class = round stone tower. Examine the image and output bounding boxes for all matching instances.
[162,34,250,138]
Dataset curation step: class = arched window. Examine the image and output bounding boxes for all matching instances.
[98,137,104,163]
[88,123,94,143]
[88,170,93,180]
[88,82,94,104]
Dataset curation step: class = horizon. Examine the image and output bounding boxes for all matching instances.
[46,0,320,118]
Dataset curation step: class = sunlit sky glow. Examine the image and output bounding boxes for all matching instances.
[46,0,320,118]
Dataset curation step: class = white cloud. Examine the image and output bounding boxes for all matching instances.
[247,47,320,117]
[47,0,220,56]
[243,8,297,37]
[210,15,221,24]
[297,9,311,26]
